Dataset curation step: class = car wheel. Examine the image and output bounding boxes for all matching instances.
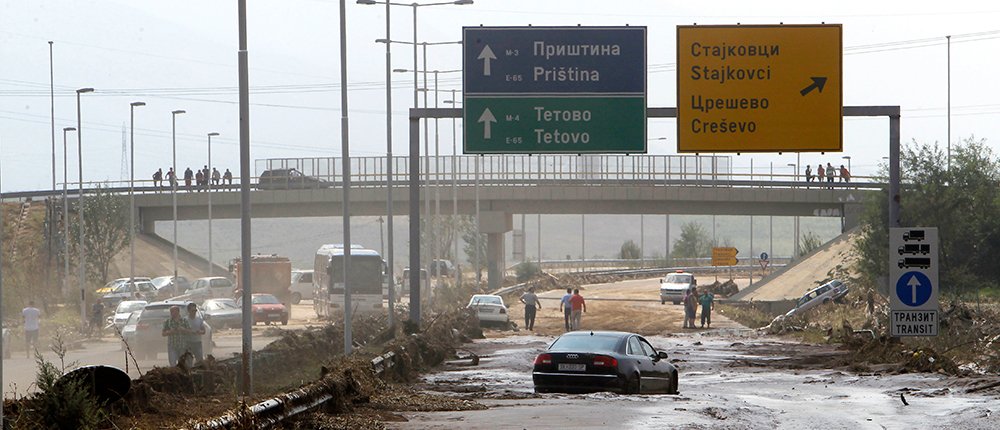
[669,372,679,395]
[291,293,302,305]
[661,300,665,305]
[625,373,641,394]
[281,318,288,326]
[673,301,681,305]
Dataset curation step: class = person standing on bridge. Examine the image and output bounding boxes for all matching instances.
[569,289,587,330]
[223,169,233,185]
[816,164,825,185]
[839,165,851,183]
[559,288,573,331]
[184,167,194,190]
[520,286,542,331]
[166,167,177,187]
[805,165,813,182]
[825,162,835,184]
[212,168,221,186]
[153,168,163,187]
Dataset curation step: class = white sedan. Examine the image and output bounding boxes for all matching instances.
[108,300,147,332]
[467,294,510,326]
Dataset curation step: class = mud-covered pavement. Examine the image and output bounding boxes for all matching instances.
[387,278,998,429]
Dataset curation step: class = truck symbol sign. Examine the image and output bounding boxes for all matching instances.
[898,244,930,255]
[898,257,931,269]
[902,230,925,242]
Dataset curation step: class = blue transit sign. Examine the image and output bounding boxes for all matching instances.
[463,26,646,94]
[895,271,933,307]
[463,26,647,154]
[760,252,769,261]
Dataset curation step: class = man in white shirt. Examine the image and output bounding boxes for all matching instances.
[22,301,41,358]
[185,302,206,366]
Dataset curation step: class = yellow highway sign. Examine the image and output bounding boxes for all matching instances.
[711,247,739,266]
[677,24,842,153]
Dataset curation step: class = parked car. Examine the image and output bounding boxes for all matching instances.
[237,294,288,325]
[532,331,678,395]
[256,168,331,190]
[97,277,152,295]
[151,275,190,298]
[201,298,242,329]
[102,281,157,307]
[107,300,147,332]
[429,259,455,277]
[659,271,697,305]
[784,279,849,318]
[182,277,235,303]
[119,310,142,351]
[467,294,510,326]
[130,300,213,360]
[290,270,314,304]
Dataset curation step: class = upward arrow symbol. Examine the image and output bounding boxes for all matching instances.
[478,45,497,76]
[907,274,922,305]
[478,108,497,139]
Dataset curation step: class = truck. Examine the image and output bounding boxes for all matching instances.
[230,254,293,311]
[898,244,930,255]
[902,230,925,242]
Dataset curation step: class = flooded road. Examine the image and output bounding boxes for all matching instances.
[389,276,997,430]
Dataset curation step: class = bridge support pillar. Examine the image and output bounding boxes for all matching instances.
[843,203,863,232]
[141,212,156,235]
[480,211,512,291]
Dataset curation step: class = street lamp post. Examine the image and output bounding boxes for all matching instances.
[171,110,186,283]
[62,127,76,298]
[788,163,800,258]
[76,87,93,324]
[129,102,146,285]
[443,92,459,288]
[207,132,219,276]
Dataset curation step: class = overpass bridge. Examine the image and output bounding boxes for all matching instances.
[6,154,882,289]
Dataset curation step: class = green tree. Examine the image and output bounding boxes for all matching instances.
[799,231,822,256]
[855,137,1000,294]
[619,240,641,259]
[68,186,130,284]
[459,216,487,283]
[671,221,713,258]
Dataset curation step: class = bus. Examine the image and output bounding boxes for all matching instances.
[313,244,386,318]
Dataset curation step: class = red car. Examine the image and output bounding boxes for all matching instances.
[239,294,288,325]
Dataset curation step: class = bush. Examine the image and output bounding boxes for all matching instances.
[515,262,541,282]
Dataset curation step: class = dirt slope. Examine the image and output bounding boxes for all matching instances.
[735,229,858,301]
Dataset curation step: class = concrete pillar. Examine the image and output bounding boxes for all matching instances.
[141,211,156,235]
[480,210,513,291]
[843,203,863,232]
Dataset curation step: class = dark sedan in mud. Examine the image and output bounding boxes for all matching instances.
[532,331,678,394]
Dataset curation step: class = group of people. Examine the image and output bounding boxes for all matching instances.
[804,162,851,184]
[151,166,233,190]
[682,286,715,329]
[518,287,588,332]
[162,303,207,367]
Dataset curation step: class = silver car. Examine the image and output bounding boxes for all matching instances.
[108,300,147,332]
[785,280,849,317]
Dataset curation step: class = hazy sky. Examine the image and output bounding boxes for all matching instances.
[2,0,999,191]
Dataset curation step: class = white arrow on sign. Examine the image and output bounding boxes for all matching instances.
[478,45,497,76]
[478,108,497,139]
[907,274,921,304]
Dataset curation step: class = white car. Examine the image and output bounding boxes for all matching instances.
[108,300,147,331]
[660,271,697,305]
[784,280,849,317]
[290,270,314,304]
[467,294,510,326]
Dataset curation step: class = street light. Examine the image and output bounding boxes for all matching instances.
[129,102,146,286]
[207,132,219,276]
[171,109,186,283]
[787,163,797,181]
[61,127,76,300]
[443,92,460,288]
[842,155,852,172]
[75,87,93,324]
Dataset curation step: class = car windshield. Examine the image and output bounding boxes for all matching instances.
[125,311,142,325]
[205,300,238,310]
[664,274,692,284]
[252,295,281,305]
[549,334,621,353]
[470,296,502,306]
[117,301,146,313]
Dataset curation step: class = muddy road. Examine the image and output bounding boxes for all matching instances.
[388,279,997,429]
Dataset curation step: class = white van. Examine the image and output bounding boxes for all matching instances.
[290,270,314,304]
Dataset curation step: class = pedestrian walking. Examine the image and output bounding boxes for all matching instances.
[519,286,542,331]
[699,289,715,328]
[223,169,233,185]
[185,303,206,366]
[184,167,194,189]
[559,288,573,331]
[839,165,851,183]
[152,168,163,187]
[89,300,105,337]
[683,286,698,329]
[826,162,835,183]
[22,301,41,357]
[569,289,587,330]
[161,305,191,366]
[212,168,221,186]
[805,165,813,182]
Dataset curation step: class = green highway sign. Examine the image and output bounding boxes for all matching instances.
[463,96,645,154]
[463,26,647,154]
